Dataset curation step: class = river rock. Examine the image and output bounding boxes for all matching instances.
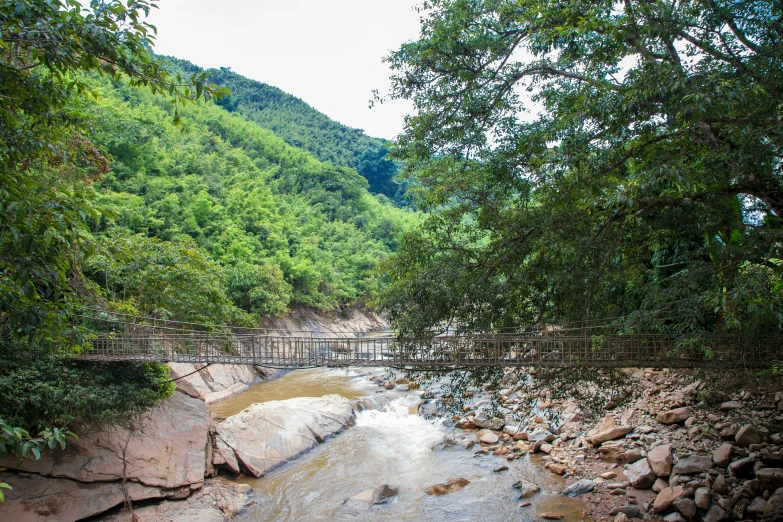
[654,486,685,512]
[648,444,673,477]
[426,477,470,495]
[765,492,783,516]
[456,417,476,429]
[672,455,713,475]
[712,443,733,468]
[513,479,541,498]
[747,496,767,516]
[735,424,761,447]
[719,401,743,411]
[344,484,398,509]
[0,392,210,490]
[694,487,711,509]
[473,411,505,430]
[588,425,633,446]
[757,468,783,489]
[626,457,656,488]
[673,498,697,519]
[702,505,728,522]
[599,440,626,462]
[657,407,693,425]
[529,428,555,442]
[728,456,756,478]
[96,480,255,522]
[479,431,500,445]
[562,479,595,497]
[0,471,182,522]
[609,505,640,518]
[216,394,355,477]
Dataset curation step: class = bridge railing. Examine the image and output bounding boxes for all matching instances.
[78,331,783,368]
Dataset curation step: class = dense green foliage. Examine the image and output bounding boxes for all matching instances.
[86,73,415,316]
[0,354,174,433]
[0,0,219,346]
[166,58,403,200]
[0,0,214,470]
[380,0,783,339]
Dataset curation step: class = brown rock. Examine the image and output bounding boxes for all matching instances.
[624,449,643,463]
[694,487,711,509]
[426,478,470,495]
[549,464,566,475]
[757,468,783,489]
[626,458,656,489]
[588,425,634,445]
[672,455,713,475]
[599,440,626,462]
[648,444,673,477]
[712,443,733,468]
[673,498,697,519]
[456,418,477,429]
[702,505,728,522]
[657,407,693,425]
[654,486,685,512]
[735,424,761,447]
[539,513,565,520]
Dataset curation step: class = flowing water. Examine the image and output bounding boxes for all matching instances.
[219,368,588,522]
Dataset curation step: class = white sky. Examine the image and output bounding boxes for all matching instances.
[147,0,422,140]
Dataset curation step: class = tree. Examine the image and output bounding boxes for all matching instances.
[0,0,222,480]
[380,0,783,337]
[0,0,221,346]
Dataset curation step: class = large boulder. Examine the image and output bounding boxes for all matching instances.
[216,394,355,477]
[168,363,262,404]
[0,392,210,490]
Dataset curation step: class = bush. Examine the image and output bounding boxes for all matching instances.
[0,353,175,433]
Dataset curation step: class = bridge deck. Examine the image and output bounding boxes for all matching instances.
[75,333,782,369]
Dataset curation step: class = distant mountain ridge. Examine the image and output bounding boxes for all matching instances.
[165,57,401,201]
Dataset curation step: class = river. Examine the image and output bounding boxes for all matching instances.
[213,368,588,522]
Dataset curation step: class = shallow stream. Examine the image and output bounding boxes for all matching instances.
[218,368,588,522]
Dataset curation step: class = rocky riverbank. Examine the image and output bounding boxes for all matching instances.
[443,366,783,522]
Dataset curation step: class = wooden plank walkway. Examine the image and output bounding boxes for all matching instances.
[75,332,783,369]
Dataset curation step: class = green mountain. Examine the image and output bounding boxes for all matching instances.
[165,57,402,201]
[84,71,416,323]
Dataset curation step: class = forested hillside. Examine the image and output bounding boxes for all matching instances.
[84,73,415,323]
[167,58,402,200]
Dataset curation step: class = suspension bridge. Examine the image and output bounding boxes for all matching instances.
[73,313,783,369]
